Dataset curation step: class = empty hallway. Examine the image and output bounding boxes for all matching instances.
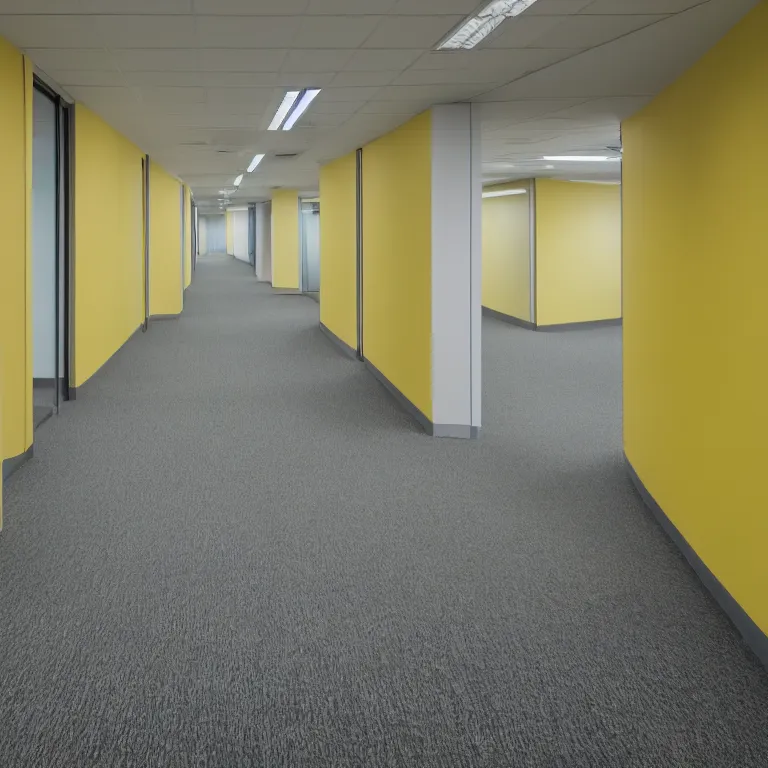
[1,256,767,768]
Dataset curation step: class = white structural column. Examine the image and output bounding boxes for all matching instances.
[430,104,482,438]
[232,209,249,263]
[255,202,272,283]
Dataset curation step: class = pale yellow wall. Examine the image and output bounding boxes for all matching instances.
[226,210,234,256]
[363,112,432,419]
[0,38,32,462]
[319,153,357,350]
[535,179,621,327]
[74,105,145,387]
[623,3,768,635]
[149,161,182,317]
[184,185,192,289]
[271,189,300,290]
[482,181,531,322]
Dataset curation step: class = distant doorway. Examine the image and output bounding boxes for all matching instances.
[300,198,320,295]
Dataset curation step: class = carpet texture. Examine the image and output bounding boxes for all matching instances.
[1,255,767,767]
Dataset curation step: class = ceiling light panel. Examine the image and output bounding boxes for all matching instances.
[283,89,322,131]
[482,189,528,198]
[269,91,300,131]
[438,0,542,51]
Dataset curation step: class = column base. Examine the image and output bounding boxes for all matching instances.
[365,361,479,440]
[483,306,622,332]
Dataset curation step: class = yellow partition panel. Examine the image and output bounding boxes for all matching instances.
[0,38,32,463]
[535,179,621,326]
[226,210,234,256]
[149,162,182,317]
[271,190,300,289]
[184,185,192,289]
[319,153,357,350]
[623,3,768,636]
[482,182,531,322]
[363,112,432,419]
[74,105,145,386]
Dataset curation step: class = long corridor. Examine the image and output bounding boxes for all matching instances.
[1,255,767,767]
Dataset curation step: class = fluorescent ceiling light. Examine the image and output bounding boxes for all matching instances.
[268,91,300,131]
[543,156,621,162]
[234,174,243,187]
[247,153,265,173]
[438,0,541,51]
[283,89,321,131]
[483,189,527,199]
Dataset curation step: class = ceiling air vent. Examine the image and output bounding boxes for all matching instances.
[274,152,300,159]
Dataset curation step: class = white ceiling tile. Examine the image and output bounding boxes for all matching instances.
[529,14,669,48]
[52,70,127,86]
[202,71,280,87]
[363,15,465,48]
[281,49,353,72]
[393,68,502,85]
[377,83,491,100]
[581,0,705,12]
[291,15,383,48]
[305,0,397,12]
[205,87,276,104]
[193,0,308,12]
[0,0,191,10]
[195,16,302,48]
[331,70,399,87]
[139,86,206,104]
[28,48,116,72]
[110,49,200,72]
[275,72,336,87]
[0,15,101,47]
[199,49,287,72]
[318,86,381,101]
[124,71,205,87]
[311,100,366,114]
[66,85,137,104]
[342,48,422,71]
[523,0,595,13]
[482,15,569,47]
[98,15,197,47]
[388,0,481,13]
[359,99,431,114]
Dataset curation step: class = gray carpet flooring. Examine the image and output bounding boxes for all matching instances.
[1,254,767,767]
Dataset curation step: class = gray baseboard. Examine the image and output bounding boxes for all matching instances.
[364,361,479,440]
[626,456,768,669]
[149,314,180,321]
[482,306,536,331]
[319,323,358,361]
[2,446,33,480]
[537,318,622,332]
[70,325,143,401]
[482,307,622,333]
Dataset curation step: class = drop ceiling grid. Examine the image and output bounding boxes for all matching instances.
[0,0,759,201]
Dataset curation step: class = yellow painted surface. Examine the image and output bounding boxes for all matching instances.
[535,179,621,326]
[74,105,145,386]
[319,153,357,350]
[149,161,182,317]
[363,112,432,419]
[481,181,531,321]
[271,189,300,289]
[0,39,32,462]
[623,3,768,635]
[226,210,234,256]
[184,185,192,289]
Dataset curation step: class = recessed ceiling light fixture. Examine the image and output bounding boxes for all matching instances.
[269,91,300,131]
[543,156,621,162]
[482,189,528,199]
[247,153,265,173]
[282,89,321,131]
[438,0,541,51]
[234,174,243,187]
